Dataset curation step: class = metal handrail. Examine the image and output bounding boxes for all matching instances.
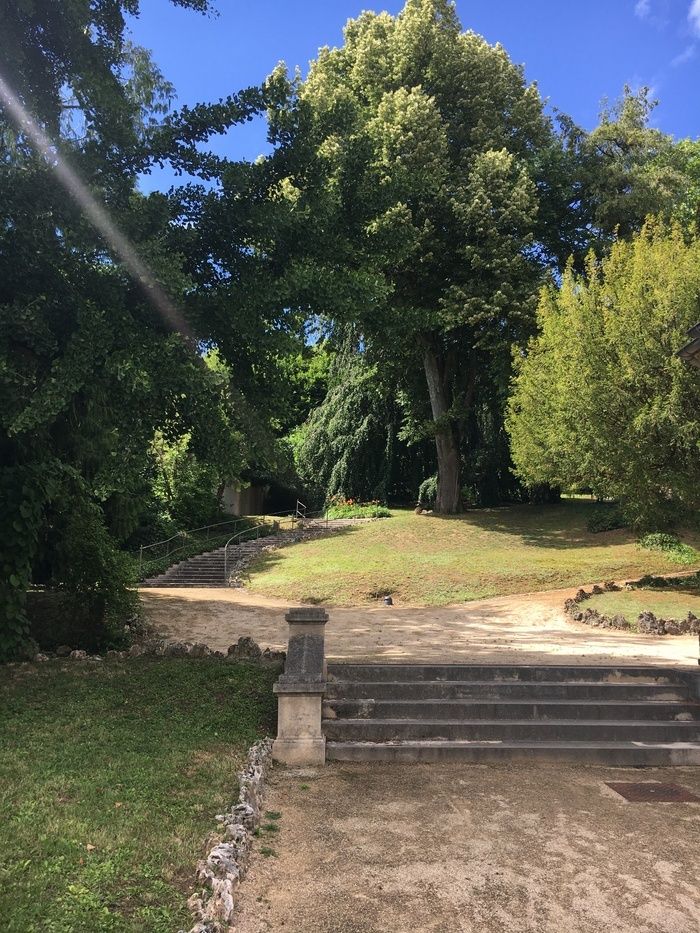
[222,507,333,585]
[137,509,303,577]
[223,514,294,584]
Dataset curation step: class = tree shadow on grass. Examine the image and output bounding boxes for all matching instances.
[424,500,637,551]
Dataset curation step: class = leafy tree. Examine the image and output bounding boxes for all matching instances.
[265,0,552,512]
[0,0,261,657]
[506,221,700,529]
[541,88,700,268]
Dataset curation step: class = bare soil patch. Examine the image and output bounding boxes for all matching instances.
[140,584,699,667]
[235,762,700,933]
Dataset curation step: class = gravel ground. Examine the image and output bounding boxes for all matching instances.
[140,585,699,666]
[235,762,700,933]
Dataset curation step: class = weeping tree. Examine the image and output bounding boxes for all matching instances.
[294,340,398,502]
[267,0,552,512]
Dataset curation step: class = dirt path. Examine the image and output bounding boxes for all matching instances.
[140,584,699,666]
[235,762,700,933]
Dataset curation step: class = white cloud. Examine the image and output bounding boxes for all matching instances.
[690,0,700,36]
[635,0,651,18]
[671,42,697,66]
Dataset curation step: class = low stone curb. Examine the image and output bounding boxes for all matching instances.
[31,635,285,666]
[184,738,273,933]
[564,582,700,636]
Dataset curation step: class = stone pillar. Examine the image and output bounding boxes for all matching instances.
[272,607,328,766]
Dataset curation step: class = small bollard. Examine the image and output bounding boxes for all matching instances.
[272,607,328,766]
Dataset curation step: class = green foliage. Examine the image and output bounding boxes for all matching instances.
[507,221,700,530]
[638,533,699,566]
[269,0,553,512]
[586,506,625,534]
[150,432,223,530]
[543,88,700,266]
[275,343,332,436]
[325,497,391,519]
[418,475,438,509]
[0,0,264,657]
[295,343,398,503]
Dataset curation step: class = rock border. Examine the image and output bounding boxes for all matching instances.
[184,737,273,933]
[30,635,285,666]
[564,581,700,636]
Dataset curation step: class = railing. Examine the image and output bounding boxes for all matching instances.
[223,513,296,585]
[137,510,303,579]
[222,505,331,586]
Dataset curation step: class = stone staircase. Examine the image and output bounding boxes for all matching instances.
[141,520,347,587]
[323,663,700,765]
[141,542,250,587]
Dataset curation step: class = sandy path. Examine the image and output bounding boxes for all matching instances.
[235,762,700,933]
[140,584,699,667]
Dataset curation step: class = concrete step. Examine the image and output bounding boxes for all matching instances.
[326,740,700,766]
[327,663,687,685]
[324,680,689,701]
[324,699,699,721]
[323,718,700,743]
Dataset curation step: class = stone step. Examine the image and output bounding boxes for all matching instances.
[141,580,226,588]
[322,718,700,743]
[162,566,224,580]
[324,699,699,722]
[324,680,689,701]
[327,663,690,685]
[326,740,700,766]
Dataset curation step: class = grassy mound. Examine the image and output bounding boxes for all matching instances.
[0,658,276,932]
[586,587,700,625]
[243,502,700,607]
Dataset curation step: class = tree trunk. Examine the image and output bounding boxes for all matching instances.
[422,342,462,514]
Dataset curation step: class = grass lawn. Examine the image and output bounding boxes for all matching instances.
[587,587,700,622]
[0,658,276,933]
[244,502,700,606]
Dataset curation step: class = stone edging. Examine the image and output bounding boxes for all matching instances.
[564,582,700,636]
[31,635,284,665]
[185,737,273,933]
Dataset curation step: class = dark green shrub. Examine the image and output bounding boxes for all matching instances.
[587,506,625,533]
[25,590,129,653]
[418,475,437,508]
[638,533,699,566]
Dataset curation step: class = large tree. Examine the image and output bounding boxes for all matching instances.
[265,0,552,512]
[0,0,270,656]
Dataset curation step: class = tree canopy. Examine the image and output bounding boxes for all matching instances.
[265,0,552,512]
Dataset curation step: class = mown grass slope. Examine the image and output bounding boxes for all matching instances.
[244,502,700,606]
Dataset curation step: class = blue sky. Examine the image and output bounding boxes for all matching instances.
[129,0,700,192]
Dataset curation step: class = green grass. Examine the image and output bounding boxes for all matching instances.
[0,658,277,933]
[244,502,700,606]
[587,587,700,622]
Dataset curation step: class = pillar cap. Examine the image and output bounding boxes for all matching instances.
[285,607,328,623]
